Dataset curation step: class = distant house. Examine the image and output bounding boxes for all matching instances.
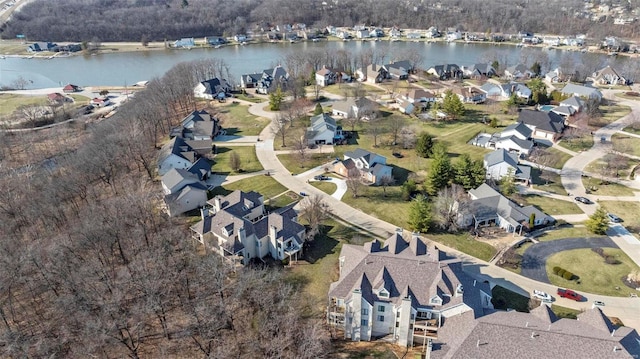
[518,109,565,142]
[62,84,81,93]
[334,148,393,185]
[332,97,378,119]
[315,66,337,87]
[472,122,534,156]
[355,29,369,39]
[173,37,195,48]
[559,96,585,113]
[206,36,227,46]
[306,113,343,145]
[233,34,248,42]
[591,65,630,86]
[194,78,232,100]
[27,42,56,52]
[483,149,532,185]
[451,87,486,104]
[190,190,306,265]
[401,89,436,104]
[383,60,413,80]
[327,230,493,346]
[90,97,111,107]
[397,99,415,115]
[464,183,552,233]
[544,68,570,83]
[355,64,388,83]
[157,137,199,176]
[560,83,602,101]
[463,63,496,78]
[171,109,220,141]
[504,64,535,80]
[427,64,462,80]
[240,66,289,94]
[480,82,531,100]
[47,93,72,105]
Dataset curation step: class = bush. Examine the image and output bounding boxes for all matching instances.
[558,269,566,277]
[604,256,621,265]
[553,266,561,274]
[591,247,604,256]
[563,271,573,280]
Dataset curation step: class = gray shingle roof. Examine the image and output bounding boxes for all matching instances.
[518,109,565,134]
[561,83,601,98]
[484,149,519,168]
[502,122,532,139]
[469,183,549,227]
[161,168,200,192]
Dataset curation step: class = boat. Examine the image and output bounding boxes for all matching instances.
[214,44,221,49]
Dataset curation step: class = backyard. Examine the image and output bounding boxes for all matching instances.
[215,102,270,136]
[531,169,567,195]
[512,194,583,215]
[545,248,640,297]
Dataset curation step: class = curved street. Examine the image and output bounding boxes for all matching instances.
[241,92,640,330]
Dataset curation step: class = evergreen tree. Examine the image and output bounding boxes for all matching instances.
[442,90,465,119]
[453,154,486,190]
[408,194,432,233]
[269,86,284,111]
[415,132,435,158]
[586,206,609,235]
[500,167,517,196]
[530,61,541,77]
[527,78,548,105]
[425,142,452,195]
[401,179,417,201]
[313,103,323,115]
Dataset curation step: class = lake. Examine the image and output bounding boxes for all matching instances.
[0,40,626,89]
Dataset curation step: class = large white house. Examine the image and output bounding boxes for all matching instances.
[194,78,232,100]
[328,230,493,346]
[190,190,306,265]
[334,148,393,185]
[484,149,531,184]
[305,113,342,145]
[157,137,198,176]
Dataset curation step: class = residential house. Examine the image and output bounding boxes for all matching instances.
[544,68,570,83]
[483,149,532,184]
[406,32,422,40]
[518,109,565,142]
[550,105,576,118]
[426,64,462,80]
[249,66,289,94]
[355,29,369,39]
[425,27,440,38]
[62,84,81,93]
[157,137,199,176]
[305,113,343,146]
[560,96,585,113]
[161,165,210,217]
[90,97,111,107]
[171,109,221,141]
[190,190,306,265]
[187,157,212,181]
[164,183,208,217]
[316,66,337,87]
[465,183,551,233]
[355,64,388,83]
[480,82,532,100]
[463,63,496,78]
[194,78,232,100]
[446,30,462,42]
[401,89,437,104]
[471,122,534,156]
[161,168,203,195]
[389,28,402,38]
[451,87,486,104]
[383,60,413,80]
[370,28,384,38]
[27,42,56,52]
[591,65,630,85]
[334,148,393,185]
[206,36,227,46]
[327,230,493,346]
[560,83,602,101]
[233,34,247,42]
[332,97,379,119]
[47,93,71,105]
[504,64,535,80]
[173,38,195,48]
[397,99,415,115]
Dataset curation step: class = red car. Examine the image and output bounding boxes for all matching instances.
[557,288,582,301]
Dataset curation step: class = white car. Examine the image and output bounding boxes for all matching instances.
[532,290,553,303]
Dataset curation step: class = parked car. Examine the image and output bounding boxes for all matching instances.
[593,300,605,307]
[299,192,308,197]
[532,290,553,303]
[392,152,404,158]
[314,175,329,181]
[607,213,623,223]
[574,196,593,204]
[557,288,583,301]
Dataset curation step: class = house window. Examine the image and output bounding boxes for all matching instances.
[361,319,368,327]
[378,305,385,312]
[361,308,368,315]
[256,239,261,247]
[378,315,385,322]
[396,311,401,318]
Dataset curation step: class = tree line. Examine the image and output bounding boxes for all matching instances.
[0,58,329,357]
[2,0,639,43]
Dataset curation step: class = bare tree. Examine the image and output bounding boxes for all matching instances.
[529,147,554,184]
[346,167,364,198]
[434,184,468,232]
[272,114,291,148]
[229,151,241,172]
[299,195,333,240]
[379,175,395,197]
[400,125,417,149]
[388,115,406,146]
[367,116,386,147]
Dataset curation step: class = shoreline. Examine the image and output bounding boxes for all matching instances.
[1,36,637,59]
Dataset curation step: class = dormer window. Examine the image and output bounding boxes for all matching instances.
[378,288,389,298]
[456,284,464,296]
[430,295,442,306]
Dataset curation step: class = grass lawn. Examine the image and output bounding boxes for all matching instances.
[287,220,371,314]
[233,93,265,103]
[514,194,583,215]
[622,125,640,136]
[0,93,49,116]
[491,285,530,312]
[342,186,412,229]
[612,133,640,157]
[598,200,640,235]
[551,304,582,319]
[216,102,270,136]
[594,104,631,127]
[267,191,301,209]
[531,169,568,195]
[427,232,497,262]
[535,226,602,242]
[582,176,636,196]
[558,134,593,153]
[277,153,336,174]
[212,146,263,173]
[211,176,288,199]
[545,147,572,169]
[310,181,337,195]
[546,248,640,297]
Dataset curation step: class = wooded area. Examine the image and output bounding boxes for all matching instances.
[0,59,329,357]
[2,0,639,42]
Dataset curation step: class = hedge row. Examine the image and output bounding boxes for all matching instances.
[552,266,575,280]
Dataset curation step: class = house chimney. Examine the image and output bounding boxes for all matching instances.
[476,339,480,348]
[396,228,403,236]
[214,196,221,212]
[611,329,616,337]
[525,322,529,327]
[530,332,536,339]
[613,346,619,352]
[200,207,208,220]
[473,280,477,287]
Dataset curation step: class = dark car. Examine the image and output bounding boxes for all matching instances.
[392,152,404,158]
[313,175,329,181]
[607,213,623,223]
[575,196,593,204]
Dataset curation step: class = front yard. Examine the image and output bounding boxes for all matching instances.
[535,226,601,242]
[612,133,640,157]
[598,200,640,235]
[582,176,636,197]
[215,102,270,136]
[212,146,262,174]
[545,248,639,297]
[513,194,583,215]
[531,169,567,195]
[210,175,289,200]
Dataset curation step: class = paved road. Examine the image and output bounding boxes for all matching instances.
[520,237,618,283]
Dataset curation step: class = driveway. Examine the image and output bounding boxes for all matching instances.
[521,237,618,283]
